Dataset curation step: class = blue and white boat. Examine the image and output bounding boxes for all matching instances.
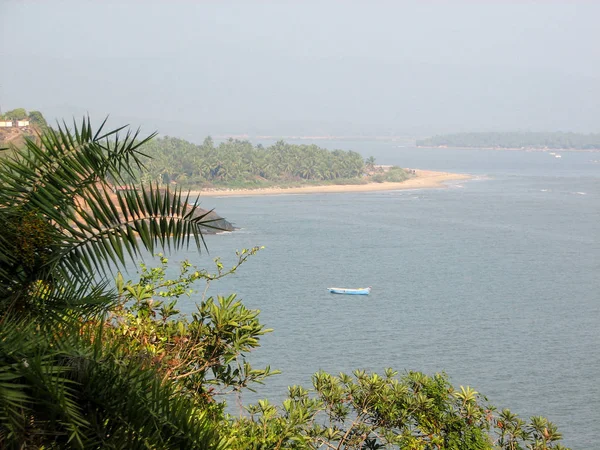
[328,286,371,295]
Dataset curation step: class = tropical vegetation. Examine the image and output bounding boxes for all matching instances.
[0,118,570,449]
[0,118,227,448]
[416,132,600,150]
[132,136,412,190]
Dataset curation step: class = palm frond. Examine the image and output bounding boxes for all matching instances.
[0,117,230,448]
[0,117,152,208]
[0,318,227,449]
[0,318,88,448]
[53,182,223,280]
[0,118,225,316]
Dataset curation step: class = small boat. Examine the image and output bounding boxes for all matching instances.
[328,286,371,295]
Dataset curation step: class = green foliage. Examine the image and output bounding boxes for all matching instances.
[229,370,570,450]
[0,117,227,447]
[28,110,49,129]
[0,318,227,449]
[106,249,278,402]
[495,410,568,450]
[132,136,367,189]
[371,166,412,183]
[0,108,48,126]
[1,108,28,120]
[383,167,412,182]
[0,117,224,317]
[417,131,600,150]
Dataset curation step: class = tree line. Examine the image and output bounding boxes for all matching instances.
[135,136,371,188]
[0,119,570,449]
[417,131,600,150]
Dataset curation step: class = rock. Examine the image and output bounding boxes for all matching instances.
[194,207,235,233]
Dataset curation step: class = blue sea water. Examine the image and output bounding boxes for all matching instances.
[149,144,599,448]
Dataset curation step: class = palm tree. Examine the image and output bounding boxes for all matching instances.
[0,117,226,448]
[365,156,376,171]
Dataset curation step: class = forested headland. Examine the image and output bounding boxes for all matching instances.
[134,136,412,189]
[1,110,412,190]
[416,131,600,150]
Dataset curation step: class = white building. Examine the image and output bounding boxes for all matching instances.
[0,119,31,128]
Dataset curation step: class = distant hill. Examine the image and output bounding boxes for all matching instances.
[416,132,600,151]
[0,108,49,149]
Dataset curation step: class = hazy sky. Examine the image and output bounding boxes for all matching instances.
[2,0,599,139]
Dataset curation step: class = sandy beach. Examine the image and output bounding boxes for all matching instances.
[190,170,471,197]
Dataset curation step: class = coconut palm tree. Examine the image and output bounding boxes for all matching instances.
[365,155,376,171]
[0,117,226,449]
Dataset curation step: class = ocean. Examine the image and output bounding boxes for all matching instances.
[151,143,599,448]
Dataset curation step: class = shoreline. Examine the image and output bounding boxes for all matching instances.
[190,170,472,198]
[416,145,600,152]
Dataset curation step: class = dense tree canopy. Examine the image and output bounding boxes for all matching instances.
[0,108,28,120]
[135,136,368,188]
[27,110,49,128]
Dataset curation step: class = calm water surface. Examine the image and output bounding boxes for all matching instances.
[155,144,598,448]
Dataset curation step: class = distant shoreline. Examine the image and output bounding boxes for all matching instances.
[416,145,600,152]
[190,170,472,198]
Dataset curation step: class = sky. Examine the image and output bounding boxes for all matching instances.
[1,0,599,140]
